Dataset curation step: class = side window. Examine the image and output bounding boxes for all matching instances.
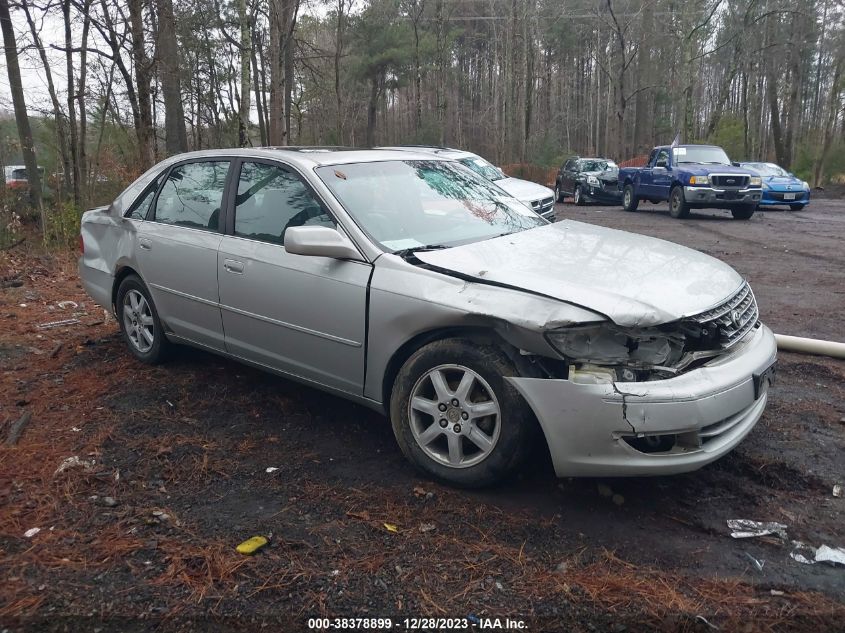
[125,173,165,220]
[563,160,574,171]
[655,150,669,167]
[234,161,335,246]
[153,161,230,231]
[647,149,658,167]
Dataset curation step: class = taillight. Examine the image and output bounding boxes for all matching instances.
[79,235,84,254]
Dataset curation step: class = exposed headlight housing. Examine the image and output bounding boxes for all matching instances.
[546,324,685,368]
[586,175,600,186]
[749,176,762,187]
[689,175,709,185]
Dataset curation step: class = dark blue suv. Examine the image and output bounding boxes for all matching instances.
[618,145,762,220]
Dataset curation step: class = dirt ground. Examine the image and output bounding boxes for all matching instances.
[1,196,844,632]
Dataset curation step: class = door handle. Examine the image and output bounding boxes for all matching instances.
[223,259,244,274]
[139,238,152,250]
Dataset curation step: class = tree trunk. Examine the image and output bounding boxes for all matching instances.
[62,0,80,206]
[251,26,268,146]
[21,1,71,196]
[334,0,345,143]
[237,0,251,146]
[366,74,381,146]
[77,0,92,208]
[129,0,155,169]
[155,0,188,154]
[0,0,44,226]
[812,55,842,187]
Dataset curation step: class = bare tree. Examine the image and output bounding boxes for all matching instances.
[0,0,44,225]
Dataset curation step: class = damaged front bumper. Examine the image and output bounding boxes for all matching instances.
[507,324,777,477]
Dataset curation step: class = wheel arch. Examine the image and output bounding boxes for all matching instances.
[380,325,542,415]
[111,264,142,313]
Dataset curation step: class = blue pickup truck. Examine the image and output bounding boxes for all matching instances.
[618,144,763,220]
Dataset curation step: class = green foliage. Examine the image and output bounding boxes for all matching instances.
[44,201,84,249]
[791,140,845,184]
[350,0,414,83]
[708,116,745,160]
[530,135,576,169]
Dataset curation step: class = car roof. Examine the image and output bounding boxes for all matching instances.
[153,146,452,168]
[655,144,722,150]
[377,146,476,160]
[576,157,614,162]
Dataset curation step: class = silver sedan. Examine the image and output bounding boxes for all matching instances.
[79,148,777,487]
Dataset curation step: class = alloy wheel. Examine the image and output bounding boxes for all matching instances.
[122,289,155,353]
[408,364,501,468]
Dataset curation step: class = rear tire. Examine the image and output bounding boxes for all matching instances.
[116,275,170,364]
[622,184,639,212]
[669,186,690,219]
[389,338,535,488]
[731,204,756,220]
[790,204,805,211]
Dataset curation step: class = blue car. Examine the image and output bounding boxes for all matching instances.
[739,162,810,210]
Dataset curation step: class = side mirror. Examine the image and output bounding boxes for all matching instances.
[284,226,364,261]
[732,162,741,167]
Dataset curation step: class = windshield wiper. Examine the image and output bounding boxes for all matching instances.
[393,244,451,258]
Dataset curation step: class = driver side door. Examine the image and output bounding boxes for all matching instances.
[216,159,372,395]
[651,149,673,201]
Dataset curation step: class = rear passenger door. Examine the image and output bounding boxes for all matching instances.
[135,159,231,351]
[216,159,372,395]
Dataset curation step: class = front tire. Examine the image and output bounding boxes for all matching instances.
[731,204,756,220]
[116,275,170,364]
[573,185,585,206]
[389,338,534,488]
[669,186,690,219]
[554,182,564,203]
[622,184,639,212]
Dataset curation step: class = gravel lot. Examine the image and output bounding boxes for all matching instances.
[1,197,843,632]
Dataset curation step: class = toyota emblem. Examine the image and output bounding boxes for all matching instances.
[730,309,741,328]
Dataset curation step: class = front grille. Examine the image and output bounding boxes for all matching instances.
[691,282,759,348]
[533,197,555,215]
[711,174,750,188]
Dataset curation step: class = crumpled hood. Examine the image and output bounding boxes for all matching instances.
[495,177,554,203]
[416,220,744,327]
[582,169,619,182]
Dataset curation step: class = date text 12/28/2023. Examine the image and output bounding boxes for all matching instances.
[306,617,528,630]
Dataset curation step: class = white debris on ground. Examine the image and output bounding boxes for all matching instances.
[727,519,788,539]
[54,456,95,476]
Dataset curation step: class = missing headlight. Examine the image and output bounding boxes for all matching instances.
[546,324,685,368]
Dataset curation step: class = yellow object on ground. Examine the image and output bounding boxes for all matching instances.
[236,536,268,555]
